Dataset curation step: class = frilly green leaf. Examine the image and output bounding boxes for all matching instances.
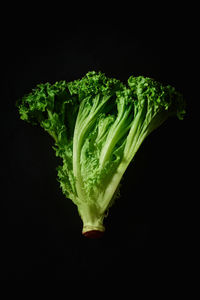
[17,71,186,232]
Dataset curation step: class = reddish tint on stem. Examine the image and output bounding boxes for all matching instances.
[83,230,104,239]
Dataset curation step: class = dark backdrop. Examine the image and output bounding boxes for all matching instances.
[1,6,193,283]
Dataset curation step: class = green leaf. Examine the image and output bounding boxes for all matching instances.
[17,71,186,234]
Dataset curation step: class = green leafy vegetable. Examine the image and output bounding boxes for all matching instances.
[17,71,186,237]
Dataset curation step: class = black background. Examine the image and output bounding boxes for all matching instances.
[1,5,194,283]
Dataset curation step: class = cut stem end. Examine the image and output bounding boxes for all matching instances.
[82,224,105,239]
[83,230,104,239]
